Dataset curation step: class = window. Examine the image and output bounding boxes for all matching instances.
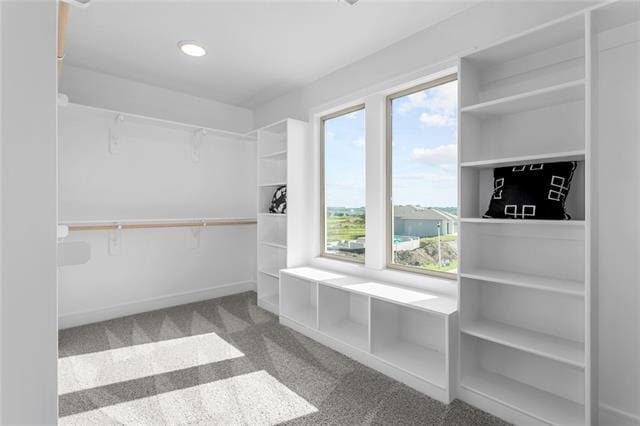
[321,105,366,262]
[387,76,458,277]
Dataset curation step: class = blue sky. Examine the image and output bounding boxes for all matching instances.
[324,80,457,208]
[324,108,366,208]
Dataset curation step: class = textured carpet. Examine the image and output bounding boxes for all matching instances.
[59,291,509,425]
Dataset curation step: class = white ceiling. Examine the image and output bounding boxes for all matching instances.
[65,1,477,109]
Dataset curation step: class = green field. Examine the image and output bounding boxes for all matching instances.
[420,234,458,246]
[326,214,365,242]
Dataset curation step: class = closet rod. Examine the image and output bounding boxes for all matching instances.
[66,219,257,232]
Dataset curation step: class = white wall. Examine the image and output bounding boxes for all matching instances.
[58,104,257,328]
[0,1,58,423]
[254,1,594,127]
[61,64,254,133]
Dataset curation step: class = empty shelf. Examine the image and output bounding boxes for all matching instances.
[461,319,584,368]
[461,370,584,425]
[283,306,317,329]
[321,319,368,351]
[259,149,287,160]
[374,341,446,388]
[461,80,584,117]
[259,268,280,278]
[460,150,585,168]
[460,268,584,297]
[260,241,287,249]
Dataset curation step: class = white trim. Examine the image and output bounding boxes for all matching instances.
[310,256,457,297]
[58,280,256,329]
[600,403,640,426]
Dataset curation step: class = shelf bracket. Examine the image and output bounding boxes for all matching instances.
[109,114,125,154]
[108,223,123,255]
[191,128,207,163]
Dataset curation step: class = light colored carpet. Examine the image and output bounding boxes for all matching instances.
[59,291,510,425]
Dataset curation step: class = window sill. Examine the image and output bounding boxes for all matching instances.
[310,256,458,299]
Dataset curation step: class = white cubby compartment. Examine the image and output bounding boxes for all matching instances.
[460,334,585,425]
[257,273,279,312]
[371,299,446,388]
[258,215,286,247]
[460,160,585,221]
[460,278,584,367]
[459,15,585,108]
[258,185,286,214]
[318,285,369,352]
[280,274,317,329]
[459,221,585,294]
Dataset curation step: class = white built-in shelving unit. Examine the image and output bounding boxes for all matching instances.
[457,2,640,424]
[256,119,309,315]
[279,267,457,403]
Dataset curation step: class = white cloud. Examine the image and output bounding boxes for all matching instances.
[411,144,457,165]
[352,137,365,147]
[419,112,454,127]
[397,91,428,113]
[396,80,458,128]
[395,171,456,182]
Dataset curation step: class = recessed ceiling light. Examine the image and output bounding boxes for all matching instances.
[178,41,206,57]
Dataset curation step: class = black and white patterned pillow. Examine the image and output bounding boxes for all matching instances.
[483,161,577,220]
[269,185,287,214]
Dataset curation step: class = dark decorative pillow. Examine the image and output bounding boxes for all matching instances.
[483,161,577,220]
[269,185,287,214]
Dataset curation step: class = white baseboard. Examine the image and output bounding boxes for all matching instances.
[59,280,256,330]
[600,403,640,426]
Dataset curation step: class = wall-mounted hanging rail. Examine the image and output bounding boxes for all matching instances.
[62,217,257,232]
[61,102,258,142]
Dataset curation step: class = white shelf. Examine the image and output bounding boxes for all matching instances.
[461,370,584,426]
[460,150,585,168]
[283,268,457,316]
[259,268,280,279]
[459,218,585,227]
[258,213,286,218]
[465,13,584,66]
[258,182,286,187]
[259,150,287,160]
[260,241,287,249]
[374,341,446,389]
[285,306,317,329]
[461,319,584,368]
[460,268,584,297]
[461,80,584,117]
[321,319,368,352]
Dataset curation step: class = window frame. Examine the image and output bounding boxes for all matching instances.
[320,103,366,264]
[385,74,458,279]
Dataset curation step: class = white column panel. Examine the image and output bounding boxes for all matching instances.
[0,0,58,423]
[364,94,387,270]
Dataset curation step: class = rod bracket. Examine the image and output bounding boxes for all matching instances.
[108,223,123,255]
[191,128,207,163]
[109,114,125,154]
